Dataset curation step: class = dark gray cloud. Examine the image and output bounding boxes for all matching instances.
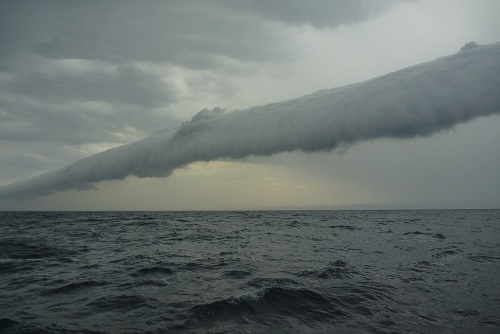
[1,43,498,200]
[1,1,401,68]
[30,1,292,67]
[0,61,179,145]
[216,0,400,29]
[2,65,175,108]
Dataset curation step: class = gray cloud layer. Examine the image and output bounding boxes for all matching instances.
[2,1,398,67]
[1,43,498,200]
[216,0,397,29]
[0,1,402,173]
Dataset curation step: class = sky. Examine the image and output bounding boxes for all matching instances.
[0,0,499,210]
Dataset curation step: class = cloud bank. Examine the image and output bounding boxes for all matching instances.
[1,42,499,200]
[0,0,406,182]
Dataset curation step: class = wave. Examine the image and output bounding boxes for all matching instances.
[246,277,300,289]
[296,260,357,280]
[130,266,175,277]
[0,239,73,260]
[467,255,500,263]
[433,247,463,259]
[43,280,107,295]
[183,286,346,329]
[0,317,106,334]
[175,275,398,332]
[78,294,157,316]
[0,258,38,274]
[329,225,360,231]
[403,231,447,239]
[223,269,253,279]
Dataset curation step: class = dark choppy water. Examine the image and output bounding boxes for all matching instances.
[0,210,499,334]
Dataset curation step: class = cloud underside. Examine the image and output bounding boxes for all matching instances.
[1,43,499,199]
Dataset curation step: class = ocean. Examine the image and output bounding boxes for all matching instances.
[0,210,499,333]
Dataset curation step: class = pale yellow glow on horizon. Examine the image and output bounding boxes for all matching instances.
[30,159,383,211]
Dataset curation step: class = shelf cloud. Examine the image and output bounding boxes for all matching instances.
[1,42,499,200]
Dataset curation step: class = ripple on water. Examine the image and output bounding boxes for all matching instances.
[296,260,358,280]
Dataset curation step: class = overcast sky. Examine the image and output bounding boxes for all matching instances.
[1,0,499,210]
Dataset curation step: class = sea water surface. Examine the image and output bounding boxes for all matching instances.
[0,210,499,333]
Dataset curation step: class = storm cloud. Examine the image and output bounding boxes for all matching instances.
[1,1,410,185]
[1,1,399,67]
[1,42,498,200]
